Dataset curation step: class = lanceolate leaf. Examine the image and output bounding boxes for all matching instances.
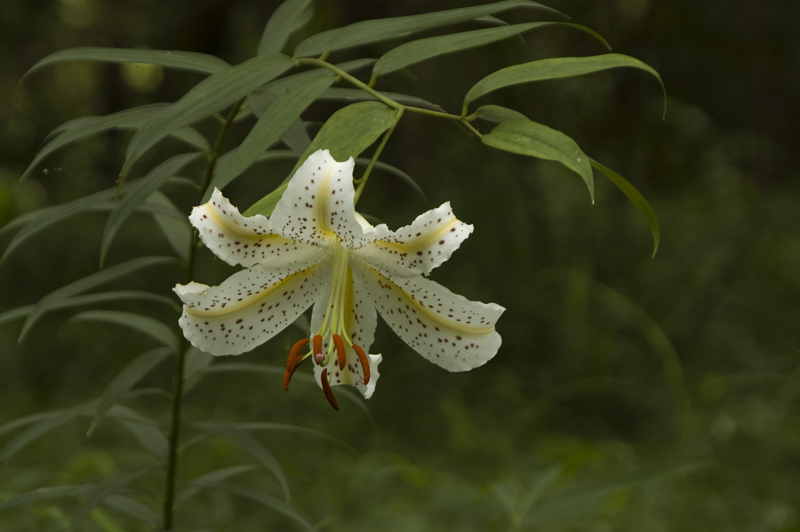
[590,158,660,257]
[176,465,260,505]
[102,495,159,528]
[212,73,335,194]
[121,54,294,178]
[354,158,426,204]
[68,465,158,532]
[145,191,192,261]
[21,105,208,181]
[65,311,180,353]
[258,0,315,55]
[88,347,171,437]
[1,402,96,461]
[464,53,667,116]
[294,0,562,57]
[467,104,528,123]
[18,256,179,342]
[192,421,290,502]
[0,291,179,328]
[482,119,594,201]
[244,101,399,216]
[101,152,202,265]
[0,485,91,511]
[24,48,230,80]
[205,150,300,200]
[372,22,610,79]
[111,405,169,462]
[319,87,441,110]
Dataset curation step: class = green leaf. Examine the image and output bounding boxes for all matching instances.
[175,465,261,505]
[372,22,610,80]
[102,152,201,265]
[354,158,426,205]
[482,119,594,201]
[121,54,294,178]
[294,0,562,57]
[258,0,315,55]
[145,191,192,261]
[190,481,315,532]
[181,347,216,396]
[192,421,290,502]
[204,150,300,201]
[69,465,158,532]
[590,158,660,257]
[319,87,441,110]
[195,362,305,380]
[88,348,171,437]
[466,104,528,123]
[1,402,96,461]
[464,53,667,116]
[24,48,230,80]
[65,310,180,352]
[238,422,353,451]
[212,73,335,194]
[18,256,179,342]
[102,495,159,528]
[244,101,399,217]
[0,291,178,329]
[21,105,208,181]
[0,412,59,439]
[0,485,91,511]
[110,405,169,462]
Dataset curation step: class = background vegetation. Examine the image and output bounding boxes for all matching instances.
[1,0,798,530]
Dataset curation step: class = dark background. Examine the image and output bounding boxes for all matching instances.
[1,0,798,530]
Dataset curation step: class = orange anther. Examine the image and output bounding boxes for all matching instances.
[352,344,370,385]
[313,334,324,365]
[283,353,308,391]
[320,368,340,411]
[285,338,309,370]
[332,334,346,371]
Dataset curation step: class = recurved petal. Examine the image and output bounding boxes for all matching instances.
[191,188,311,267]
[270,150,376,250]
[175,259,330,356]
[358,202,473,275]
[310,266,381,398]
[352,257,504,372]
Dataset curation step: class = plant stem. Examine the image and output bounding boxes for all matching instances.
[295,58,403,111]
[354,107,403,206]
[162,97,244,531]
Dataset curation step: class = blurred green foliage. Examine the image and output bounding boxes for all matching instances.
[1,0,798,530]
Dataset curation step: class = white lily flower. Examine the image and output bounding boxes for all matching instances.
[175,149,504,409]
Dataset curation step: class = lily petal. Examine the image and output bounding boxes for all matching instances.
[271,150,379,250]
[191,188,310,268]
[352,257,504,372]
[362,202,473,275]
[176,258,330,355]
[310,266,382,398]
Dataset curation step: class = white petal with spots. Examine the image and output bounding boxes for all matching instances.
[175,259,330,355]
[310,265,382,398]
[352,257,504,372]
[190,188,311,268]
[270,150,380,250]
[359,202,473,275]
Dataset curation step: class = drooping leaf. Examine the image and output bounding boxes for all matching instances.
[354,158,426,205]
[0,485,91,511]
[121,54,294,178]
[590,158,660,257]
[110,405,169,462]
[0,291,178,329]
[244,101,399,216]
[145,191,192,261]
[175,465,261,505]
[464,53,667,116]
[18,256,179,342]
[21,105,208,181]
[194,362,303,381]
[191,421,290,502]
[88,348,171,437]
[294,0,562,57]
[183,347,215,380]
[65,310,180,352]
[466,104,528,123]
[482,119,594,201]
[190,481,315,532]
[212,73,335,194]
[372,22,610,80]
[1,402,96,461]
[238,422,353,452]
[68,465,158,532]
[204,150,300,201]
[258,0,315,55]
[0,412,59,439]
[102,495,159,528]
[102,152,201,265]
[24,48,230,80]
[318,87,441,110]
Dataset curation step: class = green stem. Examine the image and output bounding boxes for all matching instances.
[354,107,403,206]
[162,97,244,531]
[295,58,402,111]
